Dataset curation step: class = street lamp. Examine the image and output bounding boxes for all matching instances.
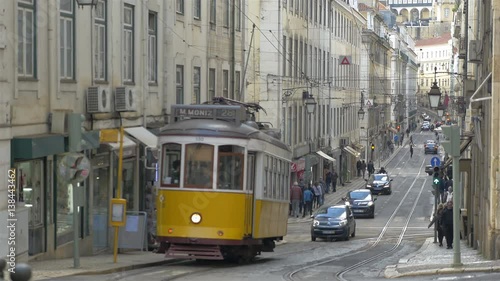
[75,0,99,8]
[357,108,365,120]
[437,104,445,118]
[428,67,442,109]
[303,92,316,186]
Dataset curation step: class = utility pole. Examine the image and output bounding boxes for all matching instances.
[441,125,462,267]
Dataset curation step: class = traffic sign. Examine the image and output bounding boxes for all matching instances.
[430,157,441,167]
[433,178,440,185]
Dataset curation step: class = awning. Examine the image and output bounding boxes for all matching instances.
[343,146,360,158]
[105,134,137,151]
[316,151,336,163]
[442,137,473,169]
[124,127,158,150]
[11,134,65,160]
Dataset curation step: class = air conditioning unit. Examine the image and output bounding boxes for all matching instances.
[86,87,111,113]
[115,87,137,112]
[468,40,481,63]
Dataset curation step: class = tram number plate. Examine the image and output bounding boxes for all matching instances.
[323,231,335,234]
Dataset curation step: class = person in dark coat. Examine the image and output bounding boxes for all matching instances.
[410,144,414,158]
[440,201,454,249]
[428,203,445,246]
[367,160,375,177]
[356,160,362,177]
[325,170,332,193]
[331,170,338,192]
[361,160,367,178]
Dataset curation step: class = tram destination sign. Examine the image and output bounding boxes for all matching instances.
[172,105,246,123]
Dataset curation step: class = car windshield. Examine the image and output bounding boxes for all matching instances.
[316,207,346,218]
[349,191,372,200]
[373,175,388,181]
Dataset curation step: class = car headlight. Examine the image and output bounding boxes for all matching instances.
[367,201,374,206]
[384,184,390,188]
[339,220,347,226]
[366,184,372,188]
[313,220,320,226]
[190,213,202,224]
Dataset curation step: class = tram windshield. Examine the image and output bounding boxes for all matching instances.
[185,143,214,189]
[217,145,245,190]
[161,143,181,187]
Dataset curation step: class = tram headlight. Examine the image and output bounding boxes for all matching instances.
[190,213,202,224]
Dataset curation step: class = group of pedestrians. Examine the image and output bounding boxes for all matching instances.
[357,160,375,178]
[428,201,455,249]
[289,170,339,218]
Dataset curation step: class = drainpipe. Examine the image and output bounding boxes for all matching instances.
[230,0,235,98]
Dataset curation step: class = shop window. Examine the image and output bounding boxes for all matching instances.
[121,160,135,210]
[161,143,181,186]
[217,145,244,190]
[185,143,214,189]
[15,159,45,255]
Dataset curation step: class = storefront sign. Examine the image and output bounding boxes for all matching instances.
[291,158,305,172]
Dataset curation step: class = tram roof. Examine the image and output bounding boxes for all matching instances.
[158,119,290,151]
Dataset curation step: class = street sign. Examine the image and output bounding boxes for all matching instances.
[339,56,351,65]
[431,157,441,167]
[433,178,440,185]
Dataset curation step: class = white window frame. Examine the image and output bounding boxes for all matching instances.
[176,0,184,15]
[93,0,106,81]
[235,71,241,101]
[148,12,157,83]
[194,0,201,20]
[176,65,184,104]
[60,0,74,80]
[209,68,216,100]
[123,5,134,83]
[223,70,229,98]
[193,67,201,104]
[17,0,36,78]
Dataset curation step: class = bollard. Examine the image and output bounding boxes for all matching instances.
[0,259,6,280]
[10,263,32,281]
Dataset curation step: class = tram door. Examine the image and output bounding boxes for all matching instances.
[245,153,256,236]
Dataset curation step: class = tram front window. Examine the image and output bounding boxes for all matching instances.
[161,143,181,187]
[217,145,244,190]
[185,143,214,189]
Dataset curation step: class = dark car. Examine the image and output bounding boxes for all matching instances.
[365,174,393,195]
[424,141,439,154]
[425,165,435,175]
[310,204,356,241]
[346,189,376,218]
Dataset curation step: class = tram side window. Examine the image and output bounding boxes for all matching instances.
[217,145,244,190]
[185,143,214,189]
[161,143,182,187]
[246,153,255,191]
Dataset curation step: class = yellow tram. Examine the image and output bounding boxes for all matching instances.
[156,102,292,261]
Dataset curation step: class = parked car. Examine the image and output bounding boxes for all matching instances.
[365,173,393,195]
[424,140,439,154]
[425,165,435,175]
[310,204,356,242]
[345,189,376,218]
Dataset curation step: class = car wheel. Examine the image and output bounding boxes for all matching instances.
[388,189,392,195]
[344,228,350,241]
[311,236,316,242]
[370,209,375,219]
[351,227,356,237]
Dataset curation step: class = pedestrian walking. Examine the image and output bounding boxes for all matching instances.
[367,160,375,177]
[361,160,367,179]
[290,182,302,218]
[410,144,414,158]
[428,203,445,246]
[331,170,338,192]
[394,134,399,147]
[400,135,404,146]
[312,182,322,208]
[325,170,332,193]
[440,201,454,249]
[302,187,314,217]
[356,160,362,177]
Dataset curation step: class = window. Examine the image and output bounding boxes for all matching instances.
[217,145,244,190]
[176,0,184,14]
[210,0,216,29]
[235,0,241,31]
[161,143,182,187]
[60,0,74,79]
[148,12,157,83]
[193,67,201,104]
[17,0,36,78]
[123,5,134,82]
[176,65,184,104]
[224,0,229,27]
[235,71,241,101]
[223,70,229,98]
[94,0,107,81]
[194,0,201,19]
[209,68,215,100]
[185,144,214,189]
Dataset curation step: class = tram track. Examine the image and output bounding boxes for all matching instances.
[282,144,430,281]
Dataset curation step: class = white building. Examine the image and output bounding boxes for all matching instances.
[0,0,247,262]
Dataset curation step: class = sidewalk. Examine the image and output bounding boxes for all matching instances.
[384,237,500,278]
